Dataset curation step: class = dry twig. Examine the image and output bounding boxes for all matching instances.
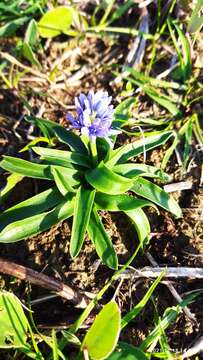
[0,258,91,308]
[145,252,197,322]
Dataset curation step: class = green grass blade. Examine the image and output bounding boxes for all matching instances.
[139,292,200,351]
[121,272,164,329]
[173,22,192,80]
[123,66,187,90]
[108,0,134,25]
[52,330,59,360]
[188,0,203,33]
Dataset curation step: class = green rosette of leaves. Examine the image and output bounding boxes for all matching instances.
[0,91,182,269]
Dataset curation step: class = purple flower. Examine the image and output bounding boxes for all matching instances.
[67,90,118,141]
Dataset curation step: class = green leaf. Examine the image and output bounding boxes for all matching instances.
[32,146,91,168]
[0,156,80,186]
[51,167,74,195]
[108,0,134,25]
[113,97,135,129]
[123,66,187,90]
[0,187,63,231]
[0,156,51,179]
[25,116,88,153]
[139,292,200,351]
[19,137,50,153]
[143,87,181,116]
[0,291,28,348]
[107,342,148,360]
[106,132,173,167]
[0,196,74,243]
[24,19,38,46]
[52,330,59,360]
[113,163,171,181]
[54,126,88,154]
[70,187,95,258]
[95,192,156,212]
[88,207,118,269]
[96,137,111,163]
[125,208,151,247]
[121,272,164,329]
[188,0,203,33]
[85,161,133,195]
[173,22,192,80]
[131,178,182,218]
[183,118,193,168]
[22,42,40,67]
[162,118,194,169]
[0,173,23,204]
[123,76,181,116]
[82,301,121,360]
[0,17,29,37]
[25,115,57,137]
[38,6,73,38]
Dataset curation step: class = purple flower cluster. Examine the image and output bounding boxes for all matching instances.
[67,90,117,141]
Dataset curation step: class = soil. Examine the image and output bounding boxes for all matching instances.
[0,5,203,358]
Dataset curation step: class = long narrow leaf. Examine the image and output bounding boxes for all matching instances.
[0,156,51,179]
[123,66,187,90]
[106,132,173,167]
[113,163,171,181]
[51,167,74,195]
[125,208,151,247]
[123,76,181,116]
[88,207,118,269]
[25,116,88,154]
[0,187,63,231]
[54,127,88,154]
[32,147,91,168]
[85,161,133,195]
[0,196,74,243]
[173,22,192,80]
[0,157,80,186]
[0,173,23,204]
[131,178,182,218]
[70,187,95,258]
[95,192,156,212]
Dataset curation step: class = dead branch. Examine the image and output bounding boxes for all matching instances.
[0,258,91,308]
